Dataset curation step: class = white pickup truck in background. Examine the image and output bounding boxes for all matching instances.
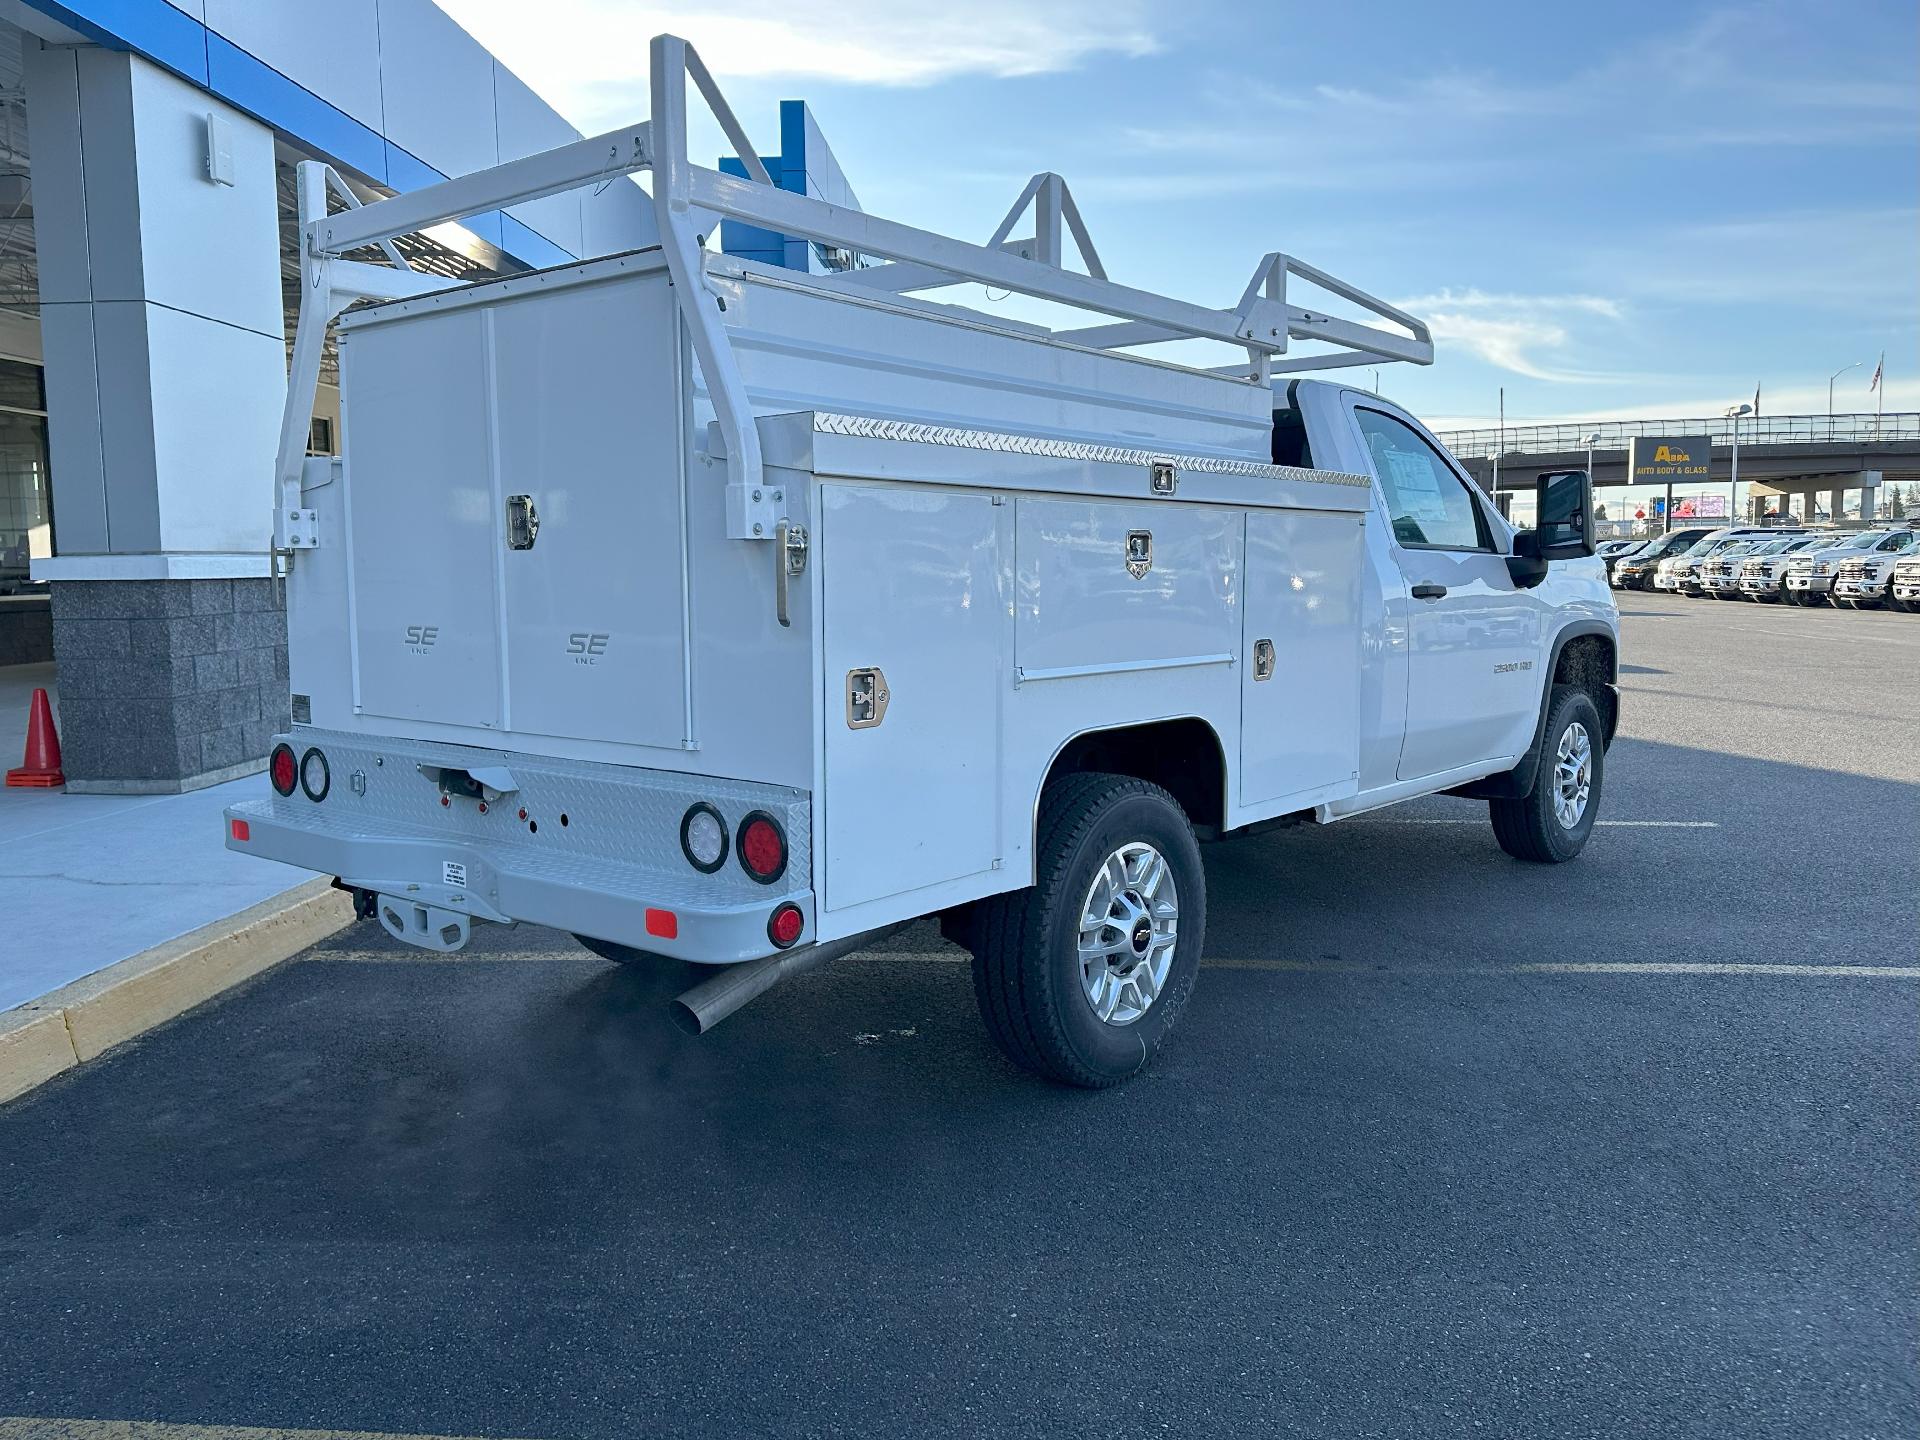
[225,35,1618,1087]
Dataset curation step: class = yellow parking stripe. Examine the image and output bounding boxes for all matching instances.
[866,952,1920,979]
[0,1421,544,1440]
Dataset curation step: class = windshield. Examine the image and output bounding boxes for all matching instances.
[1839,531,1889,550]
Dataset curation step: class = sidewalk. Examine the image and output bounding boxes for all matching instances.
[1,665,310,1013]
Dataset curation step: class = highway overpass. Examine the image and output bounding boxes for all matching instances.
[1437,413,1920,523]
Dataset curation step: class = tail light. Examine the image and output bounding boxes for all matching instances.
[269,743,297,796]
[299,747,330,802]
[737,812,787,884]
[768,903,804,948]
[680,802,728,873]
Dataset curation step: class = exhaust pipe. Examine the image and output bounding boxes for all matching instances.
[670,923,907,1036]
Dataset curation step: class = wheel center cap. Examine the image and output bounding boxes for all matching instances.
[1130,917,1152,954]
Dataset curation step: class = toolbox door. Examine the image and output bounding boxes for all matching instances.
[344,309,505,729]
[820,484,1004,912]
[1239,509,1365,809]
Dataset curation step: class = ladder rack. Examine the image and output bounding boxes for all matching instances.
[275,33,1432,544]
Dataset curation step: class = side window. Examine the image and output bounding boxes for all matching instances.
[1880,533,1914,552]
[1355,408,1488,550]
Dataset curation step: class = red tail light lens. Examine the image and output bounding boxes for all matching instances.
[736,812,788,884]
[269,743,297,796]
[768,903,804,948]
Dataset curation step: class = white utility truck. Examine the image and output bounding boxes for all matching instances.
[227,37,1618,1086]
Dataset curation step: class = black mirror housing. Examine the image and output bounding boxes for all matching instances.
[1504,470,1593,589]
[1533,469,1596,560]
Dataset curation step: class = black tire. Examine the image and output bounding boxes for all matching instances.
[574,934,669,967]
[1489,687,1604,864]
[970,773,1205,1088]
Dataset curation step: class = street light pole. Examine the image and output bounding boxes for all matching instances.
[1724,403,1751,522]
[1828,362,1862,440]
[1582,431,1602,532]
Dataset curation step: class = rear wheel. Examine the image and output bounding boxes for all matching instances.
[971,773,1205,1088]
[574,934,668,967]
[1489,687,1603,864]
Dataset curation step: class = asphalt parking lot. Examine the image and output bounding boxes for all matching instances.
[3,593,1916,1440]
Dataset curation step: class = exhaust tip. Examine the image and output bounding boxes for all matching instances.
[667,999,706,1037]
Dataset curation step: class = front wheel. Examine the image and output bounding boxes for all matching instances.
[1489,687,1604,864]
[971,773,1205,1088]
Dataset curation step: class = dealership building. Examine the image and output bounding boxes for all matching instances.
[0,0,852,794]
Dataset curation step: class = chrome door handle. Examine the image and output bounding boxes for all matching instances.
[1410,582,1448,600]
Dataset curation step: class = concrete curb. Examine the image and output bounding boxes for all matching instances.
[0,878,352,1106]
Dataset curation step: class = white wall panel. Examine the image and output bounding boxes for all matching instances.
[582,177,657,257]
[205,0,385,132]
[127,61,284,339]
[492,61,582,256]
[146,306,287,553]
[376,0,497,178]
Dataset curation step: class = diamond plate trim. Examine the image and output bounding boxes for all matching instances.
[265,729,809,902]
[809,412,1371,488]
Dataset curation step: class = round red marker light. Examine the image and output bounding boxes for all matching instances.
[768,903,804,948]
[269,744,297,796]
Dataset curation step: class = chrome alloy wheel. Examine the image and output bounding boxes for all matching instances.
[1552,720,1594,830]
[1077,842,1179,1026]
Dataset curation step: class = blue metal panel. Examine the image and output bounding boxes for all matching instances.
[18,0,209,85]
[207,33,386,183]
[500,214,572,271]
[719,101,859,272]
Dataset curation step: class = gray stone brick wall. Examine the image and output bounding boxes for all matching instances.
[0,597,53,665]
[49,577,290,794]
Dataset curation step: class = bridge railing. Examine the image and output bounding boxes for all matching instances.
[1435,412,1920,459]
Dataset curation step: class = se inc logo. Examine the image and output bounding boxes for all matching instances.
[404,624,439,653]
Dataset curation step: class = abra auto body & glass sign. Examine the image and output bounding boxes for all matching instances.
[1626,435,1711,486]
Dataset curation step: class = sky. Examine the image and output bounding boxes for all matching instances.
[436,0,1919,430]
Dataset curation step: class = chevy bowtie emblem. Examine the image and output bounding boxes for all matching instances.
[1126,530,1153,579]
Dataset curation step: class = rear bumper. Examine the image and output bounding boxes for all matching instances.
[224,729,814,963]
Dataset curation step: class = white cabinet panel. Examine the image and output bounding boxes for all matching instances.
[822,485,1003,911]
[342,309,504,729]
[1240,509,1364,809]
[1015,499,1239,678]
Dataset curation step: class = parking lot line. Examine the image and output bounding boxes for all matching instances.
[0,1421,532,1440]
[1352,818,1719,828]
[869,952,1920,979]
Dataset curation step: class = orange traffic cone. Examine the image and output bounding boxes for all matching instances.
[6,687,64,788]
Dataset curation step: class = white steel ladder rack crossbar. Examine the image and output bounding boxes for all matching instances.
[274,32,1432,549]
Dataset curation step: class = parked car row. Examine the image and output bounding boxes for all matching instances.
[1607,524,1920,609]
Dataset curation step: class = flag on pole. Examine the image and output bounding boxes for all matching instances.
[1752,382,1761,417]
[1870,352,1883,392]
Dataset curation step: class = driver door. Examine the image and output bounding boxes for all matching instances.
[1352,406,1541,781]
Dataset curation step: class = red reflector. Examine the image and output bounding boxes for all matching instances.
[645,907,679,939]
[738,814,787,883]
[268,744,297,796]
[229,818,250,842]
[769,903,804,948]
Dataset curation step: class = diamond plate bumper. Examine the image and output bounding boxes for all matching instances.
[226,730,813,963]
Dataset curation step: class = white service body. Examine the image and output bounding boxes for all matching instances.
[225,34,1617,970]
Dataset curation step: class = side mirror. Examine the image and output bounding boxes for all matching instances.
[1534,469,1596,560]
[1506,469,1594,589]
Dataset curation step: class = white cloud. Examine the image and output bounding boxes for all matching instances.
[436,0,1159,129]
[1392,290,1627,383]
